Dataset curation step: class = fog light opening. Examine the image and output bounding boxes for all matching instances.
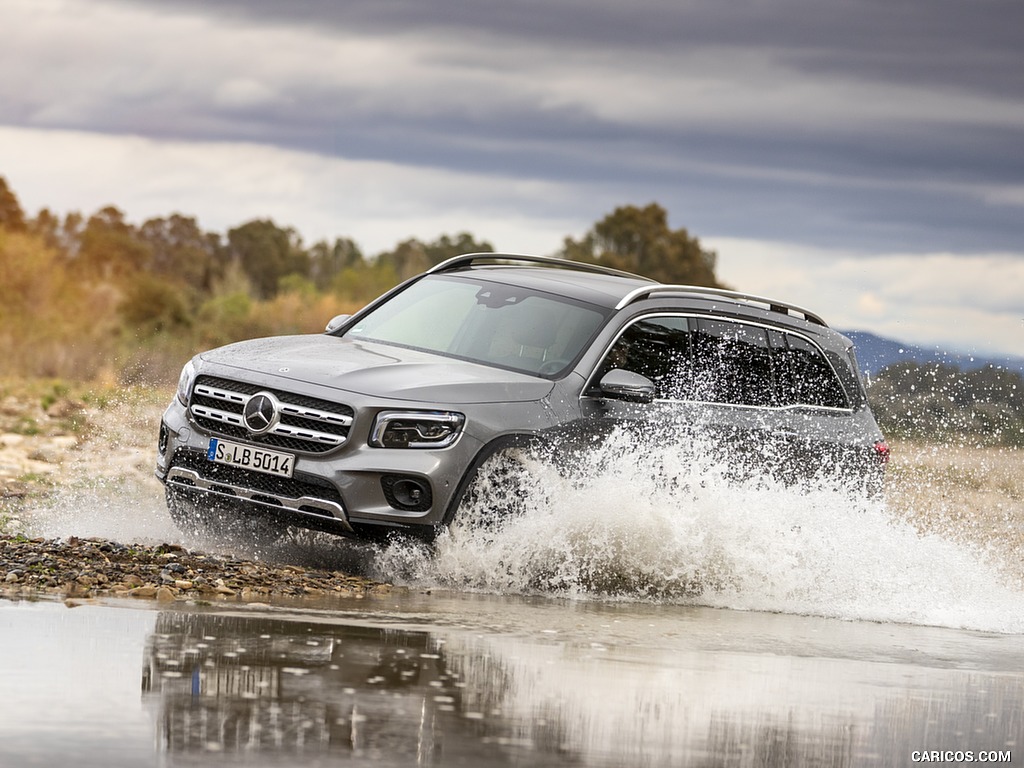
[381,475,433,512]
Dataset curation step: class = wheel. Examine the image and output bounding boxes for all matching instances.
[451,448,544,532]
[166,487,222,538]
[165,488,284,548]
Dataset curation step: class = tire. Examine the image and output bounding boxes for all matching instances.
[450,447,541,531]
[165,487,284,547]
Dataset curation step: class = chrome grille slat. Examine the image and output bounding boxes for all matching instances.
[279,402,352,426]
[194,384,248,404]
[190,376,354,454]
[268,423,346,446]
[190,404,245,427]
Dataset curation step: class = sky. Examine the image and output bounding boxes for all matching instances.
[1,0,1022,359]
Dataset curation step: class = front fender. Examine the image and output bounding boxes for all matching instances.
[442,434,543,525]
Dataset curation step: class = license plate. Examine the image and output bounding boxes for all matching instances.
[207,438,295,478]
[199,665,280,698]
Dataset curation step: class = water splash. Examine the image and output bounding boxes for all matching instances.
[377,429,1024,634]
[20,392,1024,634]
[22,394,180,544]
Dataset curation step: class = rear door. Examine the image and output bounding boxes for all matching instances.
[578,313,861,484]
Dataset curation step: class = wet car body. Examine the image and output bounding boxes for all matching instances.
[156,253,887,542]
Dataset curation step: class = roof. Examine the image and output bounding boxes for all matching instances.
[429,253,828,326]
[428,253,652,309]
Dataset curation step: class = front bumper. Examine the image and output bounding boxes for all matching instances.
[156,398,484,534]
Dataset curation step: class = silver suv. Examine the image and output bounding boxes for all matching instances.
[156,254,889,542]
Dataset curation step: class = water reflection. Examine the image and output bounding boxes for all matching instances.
[143,613,460,764]
[141,607,1023,767]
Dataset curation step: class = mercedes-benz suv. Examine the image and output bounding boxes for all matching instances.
[156,253,888,542]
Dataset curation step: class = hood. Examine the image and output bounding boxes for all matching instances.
[201,334,554,404]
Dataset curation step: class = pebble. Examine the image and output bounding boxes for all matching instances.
[0,534,388,604]
[0,392,387,606]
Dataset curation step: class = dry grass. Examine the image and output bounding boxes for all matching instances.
[885,440,1024,580]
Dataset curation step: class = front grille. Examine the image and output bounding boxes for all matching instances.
[190,375,354,454]
[171,449,345,513]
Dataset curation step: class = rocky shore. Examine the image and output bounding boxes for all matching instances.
[0,533,390,604]
[1,384,389,604]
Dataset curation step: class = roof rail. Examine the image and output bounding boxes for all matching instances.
[615,285,828,326]
[428,252,654,282]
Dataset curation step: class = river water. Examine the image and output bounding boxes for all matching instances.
[0,590,1021,767]
[2,403,1023,765]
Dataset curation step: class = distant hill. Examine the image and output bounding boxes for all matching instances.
[842,330,1024,377]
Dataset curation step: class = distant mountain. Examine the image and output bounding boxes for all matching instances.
[842,330,1024,377]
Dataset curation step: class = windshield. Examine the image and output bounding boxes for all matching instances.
[343,275,608,377]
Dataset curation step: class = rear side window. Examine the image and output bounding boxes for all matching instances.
[692,319,774,406]
[773,333,848,408]
[598,315,849,409]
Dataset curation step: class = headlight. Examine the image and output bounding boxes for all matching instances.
[369,410,465,449]
[175,359,198,407]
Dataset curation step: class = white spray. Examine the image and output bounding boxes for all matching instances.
[378,428,1024,634]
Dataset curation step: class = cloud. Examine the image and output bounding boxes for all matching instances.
[3,0,1023,256]
[711,237,1024,358]
[1,0,1022,358]
[0,125,582,255]
[856,293,886,319]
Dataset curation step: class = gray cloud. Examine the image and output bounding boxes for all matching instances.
[2,0,1023,257]
[139,0,1024,96]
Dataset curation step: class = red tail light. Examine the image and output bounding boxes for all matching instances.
[874,440,890,464]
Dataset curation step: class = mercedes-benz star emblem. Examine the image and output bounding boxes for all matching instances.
[243,392,280,435]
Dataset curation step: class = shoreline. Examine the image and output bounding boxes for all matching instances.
[0,533,389,605]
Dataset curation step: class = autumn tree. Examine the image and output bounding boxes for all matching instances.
[30,209,84,259]
[0,226,115,378]
[0,176,26,232]
[119,274,191,337]
[561,203,721,287]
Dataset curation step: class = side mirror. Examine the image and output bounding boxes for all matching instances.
[324,314,351,334]
[599,369,655,404]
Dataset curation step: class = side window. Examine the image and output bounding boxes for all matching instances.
[775,332,849,408]
[599,316,693,399]
[596,316,849,409]
[692,319,774,406]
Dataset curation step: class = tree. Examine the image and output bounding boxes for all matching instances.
[30,210,85,259]
[308,237,364,291]
[0,176,27,232]
[560,203,721,286]
[29,208,62,250]
[138,214,224,294]
[118,274,191,336]
[376,239,432,281]
[420,232,493,265]
[75,206,152,281]
[227,219,309,299]
[375,232,493,282]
